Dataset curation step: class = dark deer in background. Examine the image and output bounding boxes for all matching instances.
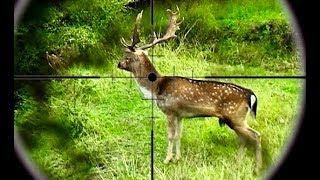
[117,7,262,172]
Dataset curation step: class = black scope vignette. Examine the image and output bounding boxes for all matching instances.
[14,0,306,179]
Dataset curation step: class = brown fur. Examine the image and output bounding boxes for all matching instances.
[118,50,262,173]
[118,8,262,173]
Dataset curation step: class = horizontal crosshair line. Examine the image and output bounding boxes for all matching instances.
[14,75,101,80]
[203,75,306,79]
[14,75,147,80]
[14,75,306,80]
[145,116,160,119]
[142,98,165,101]
[149,54,165,57]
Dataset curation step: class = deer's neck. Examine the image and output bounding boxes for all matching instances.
[133,57,161,99]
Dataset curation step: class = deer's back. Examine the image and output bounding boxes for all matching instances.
[156,76,254,119]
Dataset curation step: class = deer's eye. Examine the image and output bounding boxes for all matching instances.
[127,57,134,62]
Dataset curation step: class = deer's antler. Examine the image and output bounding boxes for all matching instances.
[139,6,184,50]
[121,6,183,51]
[120,10,143,51]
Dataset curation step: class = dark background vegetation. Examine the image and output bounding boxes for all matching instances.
[14,0,298,76]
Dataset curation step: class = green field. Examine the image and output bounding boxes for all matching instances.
[14,0,304,179]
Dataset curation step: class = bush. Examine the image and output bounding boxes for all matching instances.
[14,0,132,75]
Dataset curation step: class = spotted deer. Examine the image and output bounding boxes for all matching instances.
[117,7,262,172]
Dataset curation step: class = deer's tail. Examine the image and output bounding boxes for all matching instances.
[249,93,258,119]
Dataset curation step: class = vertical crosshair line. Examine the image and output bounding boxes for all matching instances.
[151,79,155,180]
[73,79,76,115]
[173,66,176,90]
[150,0,155,180]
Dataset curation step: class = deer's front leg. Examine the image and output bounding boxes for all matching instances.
[175,119,183,162]
[164,115,178,164]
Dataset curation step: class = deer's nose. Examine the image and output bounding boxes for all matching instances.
[117,62,121,68]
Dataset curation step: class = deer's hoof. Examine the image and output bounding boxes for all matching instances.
[254,168,259,175]
[163,157,173,164]
[174,155,181,162]
[254,165,262,175]
[163,159,170,164]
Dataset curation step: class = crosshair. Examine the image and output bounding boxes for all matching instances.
[13,0,306,179]
[148,72,157,82]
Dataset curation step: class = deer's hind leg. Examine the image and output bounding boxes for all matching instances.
[233,123,262,173]
[237,134,247,161]
[248,126,262,172]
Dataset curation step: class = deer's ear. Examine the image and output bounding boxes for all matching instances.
[123,47,132,53]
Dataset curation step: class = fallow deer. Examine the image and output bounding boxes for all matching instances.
[117,7,262,173]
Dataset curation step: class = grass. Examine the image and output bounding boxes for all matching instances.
[14,0,304,179]
[14,46,303,179]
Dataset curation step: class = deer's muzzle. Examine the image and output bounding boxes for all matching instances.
[117,61,129,71]
[117,62,122,68]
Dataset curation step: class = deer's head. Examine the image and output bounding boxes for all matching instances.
[117,47,147,72]
[117,7,183,74]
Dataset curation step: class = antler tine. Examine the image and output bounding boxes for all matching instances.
[120,10,143,51]
[139,7,183,50]
[147,31,157,44]
[175,5,184,26]
[120,37,130,47]
[131,10,143,47]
